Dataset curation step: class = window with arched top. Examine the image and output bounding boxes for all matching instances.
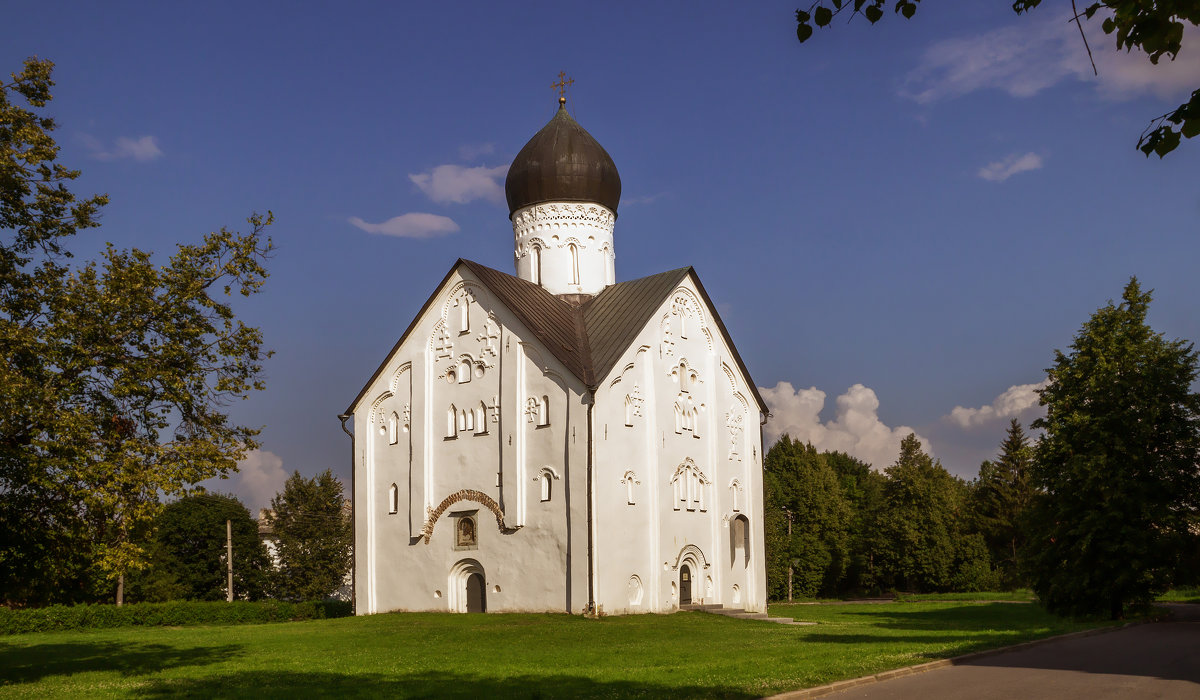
[568,244,579,285]
[624,395,634,427]
[475,402,488,434]
[538,395,549,426]
[530,245,542,285]
[540,474,552,502]
[458,359,472,384]
[388,483,399,514]
[388,411,399,445]
[692,406,702,438]
[446,405,458,438]
[457,297,469,335]
[678,362,689,393]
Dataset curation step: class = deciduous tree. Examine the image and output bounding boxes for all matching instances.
[130,493,270,602]
[763,436,851,598]
[1028,278,1200,618]
[0,58,273,605]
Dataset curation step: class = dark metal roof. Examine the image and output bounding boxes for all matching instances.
[504,103,621,216]
[348,260,768,415]
[581,267,691,382]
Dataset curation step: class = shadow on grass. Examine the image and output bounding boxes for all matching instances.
[829,603,1073,631]
[128,671,759,699]
[0,640,241,685]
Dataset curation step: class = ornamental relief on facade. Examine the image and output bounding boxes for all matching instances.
[511,202,616,237]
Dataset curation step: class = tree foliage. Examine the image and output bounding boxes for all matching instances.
[269,469,352,601]
[129,493,270,602]
[793,1,1200,157]
[874,434,996,592]
[970,419,1035,588]
[0,58,274,605]
[1028,278,1200,618]
[763,436,851,598]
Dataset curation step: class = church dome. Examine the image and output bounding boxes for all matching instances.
[505,100,622,217]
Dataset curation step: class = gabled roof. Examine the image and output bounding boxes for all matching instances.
[347,260,768,414]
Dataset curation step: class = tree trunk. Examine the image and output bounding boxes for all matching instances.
[116,574,124,607]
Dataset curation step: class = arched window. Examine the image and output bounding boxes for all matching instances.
[461,408,473,432]
[568,244,579,285]
[624,395,634,427]
[621,470,639,505]
[458,359,472,384]
[388,483,399,514]
[692,406,702,439]
[457,297,469,334]
[447,405,457,438]
[678,362,689,393]
[538,395,549,426]
[540,474,552,502]
[388,411,399,445]
[475,402,488,434]
[530,245,542,285]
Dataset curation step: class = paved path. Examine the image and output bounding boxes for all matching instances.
[780,604,1200,700]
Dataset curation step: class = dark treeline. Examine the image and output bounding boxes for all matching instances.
[765,419,1035,599]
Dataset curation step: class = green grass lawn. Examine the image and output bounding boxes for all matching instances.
[892,589,1036,602]
[0,602,1117,699]
[1157,587,1200,603]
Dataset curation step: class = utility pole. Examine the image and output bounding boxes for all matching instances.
[226,519,234,602]
[786,509,793,602]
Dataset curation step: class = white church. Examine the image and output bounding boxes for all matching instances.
[345,92,768,615]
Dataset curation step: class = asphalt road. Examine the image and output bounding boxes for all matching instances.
[823,604,1200,700]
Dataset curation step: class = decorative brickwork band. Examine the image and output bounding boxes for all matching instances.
[421,489,517,544]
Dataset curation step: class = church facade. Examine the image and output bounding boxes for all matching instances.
[345,96,768,615]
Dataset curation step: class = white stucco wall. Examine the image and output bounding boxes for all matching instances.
[511,202,616,296]
[352,267,591,614]
[351,266,765,616]
[590,277,767,614]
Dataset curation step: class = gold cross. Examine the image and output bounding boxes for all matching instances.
[552,71,574,104]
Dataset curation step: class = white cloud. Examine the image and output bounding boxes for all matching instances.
[903,13,1200,104]
[233,449,289,513]
[409,164,508,204]
[83,134,163,161]
[947,380,1048,428]
[759,382,929,470]
[978,152,1044,182]
[458,142,496,161]
[348,213,460,239]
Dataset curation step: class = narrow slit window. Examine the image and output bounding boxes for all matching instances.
[540,474,552,502]
[447,405,458,438]
[530,245,541,285]
[388,483,398,514]
[538,395,549,426]
[568,244,579,285]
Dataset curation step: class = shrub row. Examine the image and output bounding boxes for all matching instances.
[0,599,353,635]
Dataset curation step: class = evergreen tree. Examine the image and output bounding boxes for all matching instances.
[1029,278,1200,618]
[270,469,353,601]
[971,419,1035,588]
[876,434,993,592]
[763,436,851,598]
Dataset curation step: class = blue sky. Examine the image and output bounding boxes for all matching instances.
[7,2,1199,508]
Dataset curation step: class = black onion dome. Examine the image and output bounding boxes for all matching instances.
[505,101,621,217]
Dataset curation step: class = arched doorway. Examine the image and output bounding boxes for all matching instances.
[449,559,486,613]
[680,564,693,605]
[466,572,486,613]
